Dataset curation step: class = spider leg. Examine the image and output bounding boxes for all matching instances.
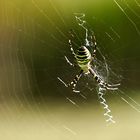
[58,70,83,93]
[64,56,75,67]
[68,70,83,93]
[91,34,97,58]
[102,83,120,90]
[89,67,119,90]
[107,83,121,87]
[69,39,76,56]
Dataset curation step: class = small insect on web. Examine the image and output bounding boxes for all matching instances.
[57,13,120,124]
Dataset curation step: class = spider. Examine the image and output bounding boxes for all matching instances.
[58,32,120,93]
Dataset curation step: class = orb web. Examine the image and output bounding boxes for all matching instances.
[0,0,140,139]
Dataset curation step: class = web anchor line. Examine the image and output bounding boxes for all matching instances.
[98,86,116,124]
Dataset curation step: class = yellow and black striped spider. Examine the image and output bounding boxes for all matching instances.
[58,32,120,93]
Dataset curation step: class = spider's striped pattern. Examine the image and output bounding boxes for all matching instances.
[59,33,120,93]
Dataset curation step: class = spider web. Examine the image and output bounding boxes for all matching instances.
[0,0,140,139]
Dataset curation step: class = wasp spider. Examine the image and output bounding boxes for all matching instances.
[58,33,120,93]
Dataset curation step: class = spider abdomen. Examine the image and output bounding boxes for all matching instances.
[76,46,91,72]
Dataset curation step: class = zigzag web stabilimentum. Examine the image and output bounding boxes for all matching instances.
[74,13,117,124]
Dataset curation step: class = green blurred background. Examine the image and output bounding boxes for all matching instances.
[0,0,140,139]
